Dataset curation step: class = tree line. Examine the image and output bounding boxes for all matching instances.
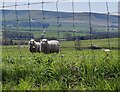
[2,30,118,45]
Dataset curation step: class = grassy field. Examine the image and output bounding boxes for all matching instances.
[61,38,119,49]
[2,38,120,90]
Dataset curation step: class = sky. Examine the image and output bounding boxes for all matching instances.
[0,0,119,15]
[1,0,120,2]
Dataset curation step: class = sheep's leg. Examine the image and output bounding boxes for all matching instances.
[35,46,37,52]
[37,46,39,53]
[38,47,40,53]
[56,50,59,53]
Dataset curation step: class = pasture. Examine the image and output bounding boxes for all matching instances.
[2,38,120,90]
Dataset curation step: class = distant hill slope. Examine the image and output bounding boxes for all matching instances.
[1,10,118,28]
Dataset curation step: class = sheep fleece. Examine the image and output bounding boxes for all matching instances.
[41,40,59,53]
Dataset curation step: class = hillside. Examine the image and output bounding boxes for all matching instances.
[1,10,118,39]
[1,10,118,28]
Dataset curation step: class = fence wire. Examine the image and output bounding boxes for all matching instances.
[106,2,113,57]
[72,0,77,51]
[41,0,46,39]
[88,1,95,59]
[28,0,32,37]
[14,0,22,60]
[2,0,8,56]
[118,2,120,62]
[56,0,60,41]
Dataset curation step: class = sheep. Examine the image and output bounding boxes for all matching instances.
[41,39,59,54]
[102,48,110,52]
[89,45,101,50]
[48,40,60,53]
[102,48,111,58]
[28,39,41,53]
[102,48,110,54]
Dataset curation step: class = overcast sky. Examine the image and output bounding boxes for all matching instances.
[0,0,119,15]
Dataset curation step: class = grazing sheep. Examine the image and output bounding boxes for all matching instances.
[28,39,41,53]
[41,39,59,54]
[89,45,101,49]
[102,48,111,57]
[102,48,110,52]
[102,48,110,53]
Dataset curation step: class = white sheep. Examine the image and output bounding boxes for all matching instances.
[102,48,111,57]
[41,39,59,54]
[28,39,41,53]
[102,48,110,52]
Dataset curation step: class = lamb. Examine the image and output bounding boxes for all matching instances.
[28,39,41,53]
[41,39,59,54]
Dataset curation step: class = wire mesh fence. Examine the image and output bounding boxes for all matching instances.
[1,1,120,90]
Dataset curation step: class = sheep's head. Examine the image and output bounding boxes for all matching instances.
[41,39,48,46]
[28,39,36,49]
[41,39,48,42]
[29,39,35,45]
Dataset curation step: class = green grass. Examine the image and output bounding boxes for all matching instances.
[60,38,118,49]
[2,38,120,90]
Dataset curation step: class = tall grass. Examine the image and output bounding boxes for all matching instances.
[2,38,120,90]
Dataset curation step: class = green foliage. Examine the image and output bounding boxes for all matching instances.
[2,38,120,90]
